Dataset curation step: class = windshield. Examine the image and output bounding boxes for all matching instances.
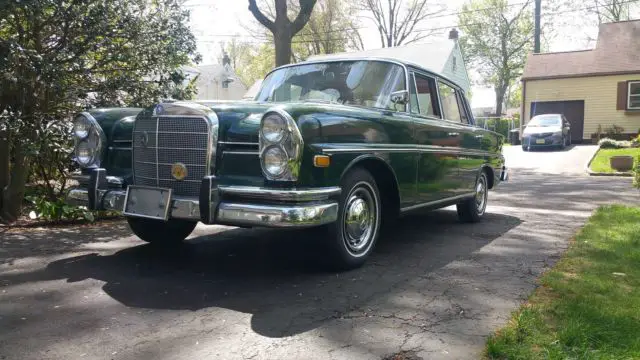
[255,60,406,111]
[528,115,561,127]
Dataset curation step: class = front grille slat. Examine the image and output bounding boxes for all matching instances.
[132,115,211,196]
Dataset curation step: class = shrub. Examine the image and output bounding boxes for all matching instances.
[598,138,631,149]
[604,124,625,137]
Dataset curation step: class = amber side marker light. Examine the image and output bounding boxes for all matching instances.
[313,155,331,168]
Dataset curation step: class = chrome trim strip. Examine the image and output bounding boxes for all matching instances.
[155,116,159,186]
[137,146,210,151]
[112,139,132,143]
[222,151,260,156]
[134,175,201,183]
[319,144,493,157]
[217,202,338,228]
[133,130,212,135]
[135,160,206,167]
[400,193,475,214]
[108,146,132,151]
[219,141,259,146]
[219,186,341,202]
[71,174,123,187]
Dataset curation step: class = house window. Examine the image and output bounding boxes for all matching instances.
[629,81,640,109]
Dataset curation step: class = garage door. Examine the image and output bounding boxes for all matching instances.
[530,100,585,143]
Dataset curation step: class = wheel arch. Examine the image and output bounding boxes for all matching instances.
[480,164,495,189]
[341,154,401,220]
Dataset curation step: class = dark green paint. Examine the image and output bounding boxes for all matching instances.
[87,97,504,209]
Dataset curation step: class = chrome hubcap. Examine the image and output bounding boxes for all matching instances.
[343,184,377,255]
[475,178,487,214]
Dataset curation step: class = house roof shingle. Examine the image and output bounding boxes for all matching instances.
[522,20,640,80]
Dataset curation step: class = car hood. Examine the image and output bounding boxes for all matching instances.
[523,126,561,135]
[200,100,272,143]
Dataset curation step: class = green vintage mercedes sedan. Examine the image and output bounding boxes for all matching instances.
[67,56,508,270]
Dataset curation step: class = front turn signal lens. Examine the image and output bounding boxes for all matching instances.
[313,155,331,168]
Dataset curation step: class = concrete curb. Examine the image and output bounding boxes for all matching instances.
[585,147,635,177]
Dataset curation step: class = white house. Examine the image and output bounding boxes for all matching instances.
[307,29,471,95]
[182,55,247,101]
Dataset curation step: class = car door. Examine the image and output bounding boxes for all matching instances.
[454,88,488,193]
[409,70,460,203]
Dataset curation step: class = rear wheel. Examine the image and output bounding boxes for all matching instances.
[457,172,488,223]
[324,168,382,270]
[522,145,528,151]
[126,217,197,244]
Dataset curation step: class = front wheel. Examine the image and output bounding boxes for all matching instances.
[457,172,488,223]
[324,168,382,271]
[126,217,197,244]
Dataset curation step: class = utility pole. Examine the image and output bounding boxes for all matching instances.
[534,0,541,53]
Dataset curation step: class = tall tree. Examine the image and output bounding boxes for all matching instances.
[248,0,318,66]
[459,0,533,117]
[293,0,364,60]
[0,0,199,222]
[358,0,444,48]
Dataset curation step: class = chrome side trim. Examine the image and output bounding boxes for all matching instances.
[319,144,494,157]
[217,202,338,228]
[219,186,341,202]
[400,192,475,214]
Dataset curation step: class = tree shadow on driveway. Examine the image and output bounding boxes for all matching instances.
[1,210,521,339]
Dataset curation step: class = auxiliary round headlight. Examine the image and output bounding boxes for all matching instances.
[261,114,286,143]
[73,115,92,139]
[262,146,288,177]
[75,138,97,167]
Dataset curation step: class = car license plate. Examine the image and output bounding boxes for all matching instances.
[536,139,545,144]
[123,186,172,221]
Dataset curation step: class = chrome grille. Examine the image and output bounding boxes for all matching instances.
[132,115,211,196]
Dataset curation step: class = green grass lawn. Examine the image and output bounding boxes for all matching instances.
[486,205,640,360]
[589,148,640,173]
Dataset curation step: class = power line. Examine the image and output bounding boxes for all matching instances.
[193,0,639,43]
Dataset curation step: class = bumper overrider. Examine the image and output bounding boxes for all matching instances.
[67,169,340,228]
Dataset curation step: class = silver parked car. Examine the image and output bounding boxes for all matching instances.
[521,114,571,151]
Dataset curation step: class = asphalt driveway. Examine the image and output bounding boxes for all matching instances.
[0,147,634,360]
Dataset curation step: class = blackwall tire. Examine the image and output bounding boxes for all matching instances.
[126,217,197,244]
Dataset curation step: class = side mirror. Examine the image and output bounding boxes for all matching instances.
[390,90,409,105]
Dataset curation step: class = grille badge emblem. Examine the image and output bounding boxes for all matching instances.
[171,163,188,181]
[139,131,149,147]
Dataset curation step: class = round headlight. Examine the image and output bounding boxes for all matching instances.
[262,114,286,143]
[262,146,287,177]
[75,139,97,167]
[73,115,92,139]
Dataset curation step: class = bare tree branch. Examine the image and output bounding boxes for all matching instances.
[248,0,275,32]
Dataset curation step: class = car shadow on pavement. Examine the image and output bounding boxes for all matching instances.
[3,210,521,338]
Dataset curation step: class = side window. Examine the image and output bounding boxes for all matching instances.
[438,81,462,123]
[410,73,439,118]
[457,91,471,124]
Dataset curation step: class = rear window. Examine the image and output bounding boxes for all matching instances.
[529,115,561,126]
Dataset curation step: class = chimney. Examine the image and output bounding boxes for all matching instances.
[449,28,459,41]
[222,52,231,67]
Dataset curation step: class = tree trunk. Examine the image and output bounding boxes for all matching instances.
[1,141,30,223]
[274,28,293,66]
[0,129,9,220]
[495,87,506,117]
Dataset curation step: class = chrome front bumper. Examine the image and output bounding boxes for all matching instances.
[67,169,340,228]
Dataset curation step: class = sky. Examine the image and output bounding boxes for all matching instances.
[183,0,633,108]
